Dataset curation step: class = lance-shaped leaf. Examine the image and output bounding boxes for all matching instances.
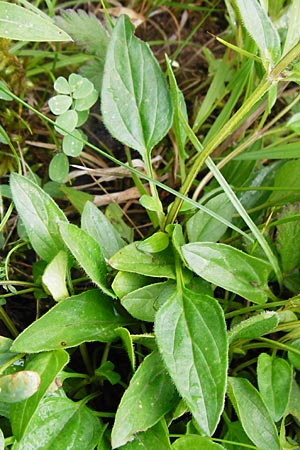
[111,351,179,448]
[11,290,130,353]
[10,350,69,440]
[101,14,173,156]
[257,354,292,422]
[235,0,281,65]
[182,242,272,304]
[12,397,102,450]
[0,2,72,42]
[109,242,175,279]
[228,377,280,450]
[10,173,68,262]
[59,222,114,298]
[155,288,228,435]
[228,311,279,345]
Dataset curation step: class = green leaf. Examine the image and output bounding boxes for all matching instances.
[101,14,173,156]
[59,185,93,214]
[172,436,225,450]
[224,421,253,450]
[10,350,69,440]
[0,2,72,42]
[109,242,175,279]
[228,311,279,344]
[59,222,114,297]
[287,339,300,371]
[42,250,69,301]
[112,271,152,299]
[95,361,121,385]
[12,397,102,450]
[275,203,300,274]
[0,371,40,403]
[54,76,71,95]
[81,201,125,259]
[49,153,69,183]
[48,95,72,115]
[228,377,280,450]
[118,420,171,450]
[182,242,272,304]
[234,0,281,65]
[55,9,109,59]
[186,193,235,243]
[10,173,68,262]
[111,351,179,448]
[269,160,300,205]
[72,77,94,99]
[0,429,3,450]
[257,354,292,422]
[283,0,300,55]
[121,280,175,322]
[74,89,98,111]
[55,109,78,135]
[155,288,228,435]
[11,290,128,353]
[137,232,169,254]
[115,327,136,371]
[62,130,84,157]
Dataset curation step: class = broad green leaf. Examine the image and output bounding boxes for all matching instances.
[228,377,280,450]
[101,15,173,156]
[10,350,69,440]
[118,420,171,450]
[269,160,300,205]
[112,271,152,299]
[81,201,125,259]
[0,371,40,403]
[228,311,279,344]
[155,288,228,435]
[0,2,72,42]
[12,396,102,450]
[286,379,300,420]
[106,203,134,243]
[121,280,175,322]
[186,193,235,243]
[42,250,69,301]
[0,429,3,450]
[62,130,84,157]
[59,222,114,297]
[111,351,179,448]
[11,290,129,353]
[257,354,292,422]
[287,339,300,371]
[182,242,272,304]
[10,173,68,262]
[234,0,281,65]
[109,242,175,279]
[224,421,253,450]
[137,232,169,253]
[275,203,300,274]
[48,95,72,115]
[172,436,225,450]
[49,153,69,183]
